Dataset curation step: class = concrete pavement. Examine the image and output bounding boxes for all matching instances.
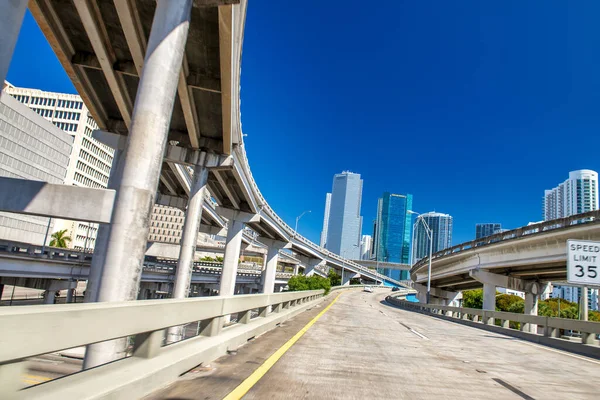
[147,289,599,399]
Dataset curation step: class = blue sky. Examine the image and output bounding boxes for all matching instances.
[8,1,600,246]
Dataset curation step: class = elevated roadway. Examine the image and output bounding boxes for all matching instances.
[411,211,600,299]
[149,289,600,399]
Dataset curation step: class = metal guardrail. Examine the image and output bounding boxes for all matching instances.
[412,210,600,274]
[0,289,325,398]
[234,148,403,287]
[386,296,600,346]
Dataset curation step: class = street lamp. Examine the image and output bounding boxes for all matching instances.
[294,210,311,235]
[408,210,433,304]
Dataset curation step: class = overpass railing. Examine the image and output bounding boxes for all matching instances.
[235,148,403,286]
[0,289,324,398]
[387,296,600,349]
[412,210,600,273]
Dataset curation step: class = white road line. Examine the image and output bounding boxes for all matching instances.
[515,340,600,365]
[409,328,429,340]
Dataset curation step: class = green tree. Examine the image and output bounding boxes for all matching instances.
[215,256,224,262]
[49,229,71,248]
[462,289,483,309]
[349,277,361,285]
[496,294,523,312]
[287,274,331,294]
[200,256,216,262]
[328,270,341,286]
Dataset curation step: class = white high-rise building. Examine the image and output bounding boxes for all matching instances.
[4,85,114,251]
[0,86,73,245]
[320,193,331,248]
[543,169,598,221]
[360,235,372,260]
[412,212,453,265]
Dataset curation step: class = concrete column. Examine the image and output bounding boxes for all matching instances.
[482,283,495,310]
[0,0,27,89]
[219,218,245,297]
[524,291,539,333]
[85,147,123,303]
[66,287,74,303]
[261,239,287,294]
[342,270,357,286]
[293,265,299,275]
[84,0,193,369]
[44,290,56,305]
[172,162,208,300]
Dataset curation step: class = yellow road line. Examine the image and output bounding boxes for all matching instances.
[223,292,343,400]
[22,374,51,385]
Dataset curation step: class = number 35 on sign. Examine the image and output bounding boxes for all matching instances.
[567,239,600,287]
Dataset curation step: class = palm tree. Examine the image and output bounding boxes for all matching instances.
[49,229,72,248]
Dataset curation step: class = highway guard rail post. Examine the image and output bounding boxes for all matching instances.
[0,289,324,399]
[386,295,600,358]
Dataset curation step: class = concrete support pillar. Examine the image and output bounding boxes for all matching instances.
[0,0,27,88]
[85,147,123,303]
[342,270,357,286]
[524,291,539,333]
[43,290,56,305]
[84,0,193,369]
[261,239,288,294]
[293,265,299,275]
[482,283,496,311]
[219,218,245,297]
[66,287,74,303]
[172,162,209,299]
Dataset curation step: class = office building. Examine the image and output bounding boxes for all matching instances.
[551,286,599,311]
[323,171,363,259]
[543,170,598,221]
[373,192,412,280]
[0,86,73,244]
[475,223,502,239]
[360,235,372,260]
[4,84,115,251]
[412,212,453,264]
[319,193,331,248]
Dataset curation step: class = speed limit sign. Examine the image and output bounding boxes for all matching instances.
[567,239,600,287]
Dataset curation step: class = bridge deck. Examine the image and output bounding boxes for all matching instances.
[148,289,599,399]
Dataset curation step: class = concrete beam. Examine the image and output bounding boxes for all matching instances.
[216,207,259,223]
[198,225,227,236]
[469,269,543,294]
[0,177,115,223]
[155,193,187,210]
[414,283,459,301]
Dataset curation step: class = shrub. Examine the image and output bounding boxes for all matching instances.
[288,274,331,295]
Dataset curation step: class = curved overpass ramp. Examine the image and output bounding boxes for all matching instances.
[411,211,600,298]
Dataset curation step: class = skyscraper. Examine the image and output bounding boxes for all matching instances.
[0,86,73,245]
[543,170,598,221]
[320,193,331,248]
[324,171,363,259]
[475,223,502,239]
[4,84,114,251]
[373,192,413,280]
[413,212,453,264]
[360,235,372,260]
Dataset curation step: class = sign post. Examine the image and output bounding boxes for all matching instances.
[567,239,600,287]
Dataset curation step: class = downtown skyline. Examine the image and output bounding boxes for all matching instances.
[7,2,600,248]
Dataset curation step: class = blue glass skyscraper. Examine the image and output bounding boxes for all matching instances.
[323,171,363,259]
[373,192,413,280]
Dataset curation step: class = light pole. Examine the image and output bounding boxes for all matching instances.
[408,210,433,304]
[294,210,311,235]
